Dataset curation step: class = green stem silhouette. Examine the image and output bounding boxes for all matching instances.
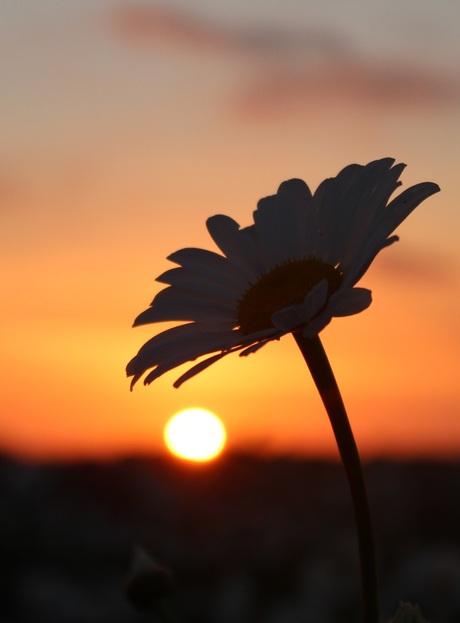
[294,333,379,623]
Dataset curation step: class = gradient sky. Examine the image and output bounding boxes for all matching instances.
[1,0,460,461]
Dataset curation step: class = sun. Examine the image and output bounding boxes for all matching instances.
[164,408,227,462]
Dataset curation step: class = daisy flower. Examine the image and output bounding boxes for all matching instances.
[127,158,439,389]
[126,157,440,623]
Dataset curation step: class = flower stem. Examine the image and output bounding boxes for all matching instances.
[293,332,379,623]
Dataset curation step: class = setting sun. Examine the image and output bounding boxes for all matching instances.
[164,408,227,462]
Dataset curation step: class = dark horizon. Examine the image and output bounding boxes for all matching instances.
[2,451,460,622]
[3,442,460,467]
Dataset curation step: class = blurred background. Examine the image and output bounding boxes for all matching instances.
[1,1,460,621]
[1,0,459,460]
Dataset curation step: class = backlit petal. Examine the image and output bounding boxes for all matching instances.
[271,280,328,332]
[206,215,264,280]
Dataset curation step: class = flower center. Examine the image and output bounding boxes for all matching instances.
[236,258,342,334]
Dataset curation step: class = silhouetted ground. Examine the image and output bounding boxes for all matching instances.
[1,453,459,622]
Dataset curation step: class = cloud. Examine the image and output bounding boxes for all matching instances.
[109,5,460,119]
[372,247,452,285]
[111,5,236,52]
[110,5,349,58]
[232,61,460,119]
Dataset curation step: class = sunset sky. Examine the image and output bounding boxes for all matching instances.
[1,0,460,462]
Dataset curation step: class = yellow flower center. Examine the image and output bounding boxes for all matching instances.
[236,258,342,334]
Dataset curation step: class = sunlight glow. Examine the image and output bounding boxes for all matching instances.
[164,408,227,462]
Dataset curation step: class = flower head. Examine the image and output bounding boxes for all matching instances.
[127,158,439,388]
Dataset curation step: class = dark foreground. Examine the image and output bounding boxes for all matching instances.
[1,453,460,623]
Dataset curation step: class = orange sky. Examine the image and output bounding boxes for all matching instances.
[1,1,460,462]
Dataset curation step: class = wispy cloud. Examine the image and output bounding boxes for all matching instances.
[232,61,459,119]
[111,5,349,58]
[110,5,460,119]
[111,5,237,52]
[373,247,452,285]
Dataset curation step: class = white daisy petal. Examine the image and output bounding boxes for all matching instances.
[345,182,439,284]
[374,181,440,241]
[173,326,283,387]
[271,279,328,332]
[301,287,372,339]
[335,162,405,269]
[327,288,372,317]
[173,352,232,388]
[365,162,406,212]
[129,325,246,388]
[316,159,400,266]
[270,305,307,332]
[133,303,232,325]
[150,283,235,309]
[157,266,243,298]
[313,163,364,261]
[133,287,236,325]
[167,247,245,288]
[206,215,264,279]
[302,314,333,339]
[128,323,236,374]
[342,235,399,287]
[253,179,314,266]
[129,317,280,387]
[239,338,276,357]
